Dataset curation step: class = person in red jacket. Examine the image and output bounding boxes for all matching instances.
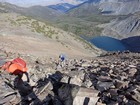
[1,57,29,82]
[0,57,41,104]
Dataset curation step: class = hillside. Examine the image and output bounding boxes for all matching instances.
[0,12,101,58]
[64,0,140,39]
[0,2,111,37]
[101,13,140,39]
[0,2,128,38]
[99,0,140,15]
[54,15,105,37]
[68,0,140,16]
[0,2,65,21]
[68,0,101,17]
[2,1,140,41]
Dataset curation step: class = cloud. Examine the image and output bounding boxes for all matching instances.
[0,0,83,7]
[1,0,62,7]
[61,0,82,4]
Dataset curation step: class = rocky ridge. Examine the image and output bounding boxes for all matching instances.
[101,13,140,39]
[99,0,140,15]
[0,50,140,105]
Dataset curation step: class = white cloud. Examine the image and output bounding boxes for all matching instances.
[61,0,81,4]
[0,0,84,7]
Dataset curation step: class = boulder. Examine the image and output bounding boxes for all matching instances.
[73,88,99,105]
[98,76,112,82]
[115,80,129,89]
[96,81,114,91]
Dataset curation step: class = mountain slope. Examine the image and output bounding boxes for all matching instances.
[68,0,101,17]
[101,13,140,39]
[0,2,65,21]
[23,5,64,21]
[68,0,140,16]
[0,12,101,58]
[66,0,140,39]
[99,0,140,15]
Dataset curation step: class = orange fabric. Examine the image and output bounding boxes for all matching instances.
[1,58,27,75]
[7,63,27,75]
[1,61,11,70]
[12,58,26,68]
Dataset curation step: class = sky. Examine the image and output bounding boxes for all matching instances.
[0,0,84,7]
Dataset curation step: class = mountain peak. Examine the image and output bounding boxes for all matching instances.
[48,3,75,12]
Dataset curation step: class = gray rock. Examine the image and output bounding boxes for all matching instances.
[83,79,93,88]
[73,88,99,105]
[115,80,129,89]
[70,76,83,86]
[96,81,114,91]
[61,75,69,83]
[128,65,137,68]
[98,76,112,82]
[128,68,137,77]
[82,63,90,67]
[109,89,118,96]
[131,90,140,103]
[96,102,106,105]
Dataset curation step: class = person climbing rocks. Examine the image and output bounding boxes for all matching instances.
[59,54,65,62]
[58,54,66,68]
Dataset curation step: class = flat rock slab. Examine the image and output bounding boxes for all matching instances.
[96,81,114,91]
[73,88,99,105]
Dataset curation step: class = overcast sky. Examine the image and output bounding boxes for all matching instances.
[0,0,83,7]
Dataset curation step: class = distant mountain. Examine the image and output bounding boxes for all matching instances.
[48,3,74,12]
[47,0,91,13]
[23,5,65,21]
[68,0,101,17]
[2,1,140,40]
[0,2,65,21]
[68,0,140,16]
[99,0,140,15]
[102,13,140,39]
[0,0,89,7]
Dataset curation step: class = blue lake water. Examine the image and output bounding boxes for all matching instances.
[89,36,127,51]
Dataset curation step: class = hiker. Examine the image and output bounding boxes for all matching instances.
[1,57,28,77]
[0,57,39,104]
[59,54,65,62]
[0,57,30,87]
[58,54,66,68]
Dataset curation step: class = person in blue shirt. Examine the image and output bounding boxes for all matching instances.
[58,54,66,68]
[59,54,65,62]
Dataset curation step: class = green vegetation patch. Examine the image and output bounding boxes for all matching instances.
[31,20,59,38]
[81,15,128,23]
[53,14,128,37]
